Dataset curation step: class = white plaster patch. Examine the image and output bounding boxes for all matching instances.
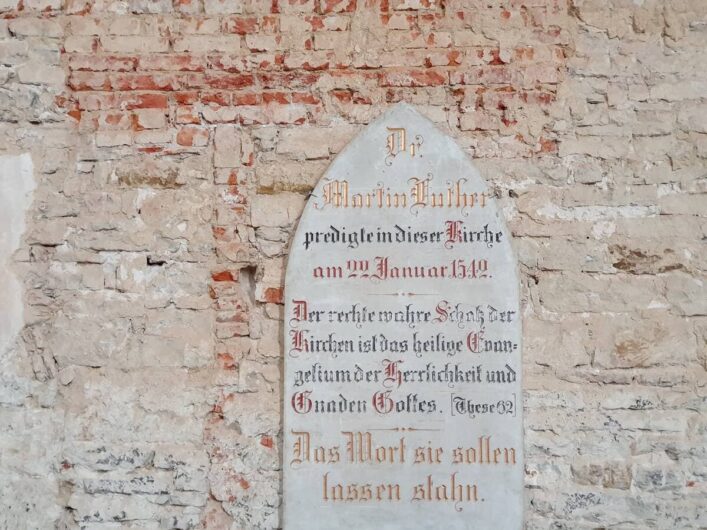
[0,153,35,356]
[537,203,658,222]
[591,220,616,240]
[657,183,681,197]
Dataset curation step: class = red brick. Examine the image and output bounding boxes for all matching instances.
[123,93,170,110]
[225,169,239,185]
[292,91,321,104]
[305,15,325,30]
[217,353,238,371]
[263,91,290,104]
[262,287,283,304]
[67,106,82,122]
[212,270,237,282]
[175,91,199,105]
[177,125,210,146]
[488,49,507,66]
[329,89,370,104]
[538,137,557,153]
[233,92,260,106]
[223,16,259,34]
[205,73,256,90]
[138,146,164,154]
[202,91,232,106]
[98,110,132,130]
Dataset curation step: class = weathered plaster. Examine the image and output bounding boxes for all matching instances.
[0,153,34,357]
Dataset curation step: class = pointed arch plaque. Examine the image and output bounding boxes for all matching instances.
[283,104,522,529]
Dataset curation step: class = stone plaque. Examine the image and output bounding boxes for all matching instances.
[283,104,522,529]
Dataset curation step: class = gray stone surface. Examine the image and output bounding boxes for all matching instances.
[283,104,522,529]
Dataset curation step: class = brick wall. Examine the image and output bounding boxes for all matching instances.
[0,0,705,528]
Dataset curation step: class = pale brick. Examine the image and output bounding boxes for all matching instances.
[251,193,306,228]
[0,0,18,11]
[96,130,132,147]
[100,36,169,53]
[214,125,242,167]
[65,15,102,35]
[17,63,65,86]
[265,103,308,125]
[134,129,172,144]
[278,0,315,13]
[23,0,61,9]
[276,127,332,159]
[678,104,707,133]
[8,17,63,37]
[650,81,705,101]
[173,35,241,53]
[313,31,349,51]
[204,0,243,14]
[108,17,144,36]
[0,40,30,64]
[244,34,281,52]
[133,109,167,130]
[63,35,97,53]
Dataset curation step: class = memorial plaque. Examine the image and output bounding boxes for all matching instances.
[283,104,522,529]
